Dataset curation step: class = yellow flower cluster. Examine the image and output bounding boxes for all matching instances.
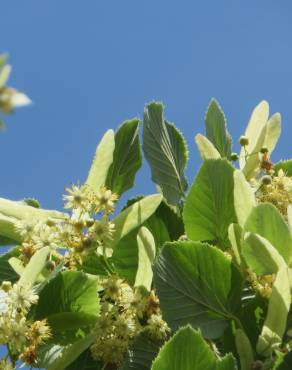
[246,270,276,299]
[0,281,51,367]
[90,276,170,366]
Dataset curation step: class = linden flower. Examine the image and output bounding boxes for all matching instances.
[0,358,14,370]
[94,186,118,214]
[91,216,115,245]
[14,219,37,240]
[0,87,31,113]
[0,289,8,314]
[8,317,28,353]
[146,314,170,340]
[27,319,52,345]
[63,184,91,210]
[7,284,38,312]
[102,276,123,301]
[32,224,59,250]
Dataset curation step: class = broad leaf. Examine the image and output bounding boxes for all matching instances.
[65,349,102,369]
[244,203,292,265]
[257,267,291,356]
[105,119,142,195]
[122,333,162,370]
[205,99,232,158]
[153,241,243,338]
[183,159,237,247]
[134,226,156,291]
[85,129,115,191]
[263,113,281,154]
[234,329,254,370]
[233,170,255,227]
[0,246,20,283]
[34,271,99,341]
[195,134,221,160]
[228,223,243,267]
[151,326,237,370]
[111,194,162,248]
[242,232,286,275]
[38,333,95,370]
[143,102,188,205]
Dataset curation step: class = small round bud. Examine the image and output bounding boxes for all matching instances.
[239,135,249,146]
[261,175,272,185]
[46,260,56,271]
[260,146,269,154]
[230,152,239,161]
[1,281,12,292]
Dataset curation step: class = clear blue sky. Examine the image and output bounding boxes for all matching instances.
[1,1,292,211]
[0,1,292,366]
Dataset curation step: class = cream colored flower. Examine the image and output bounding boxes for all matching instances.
[93,186,118,214]
[7,284,38,312]
[63,184,91,210]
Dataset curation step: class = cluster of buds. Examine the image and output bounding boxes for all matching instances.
[0,281,51,367]
[256,169,292,218]
[246,270,276,299]
[14,184,119,267]
[90,276,170,366]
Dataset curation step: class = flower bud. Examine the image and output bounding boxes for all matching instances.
[261,175,272,185]
[1,280,12,292]
[230,152,239,161]
[239,135,249,146]
[260,146,269,154]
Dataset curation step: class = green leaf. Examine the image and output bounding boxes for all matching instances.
[153,241,243,339]
[122,333,162,370]
[154,201,184,241]
[143,102,188,205]
[228,223,243,267]
[195,134,221,160]
[242,232,286,275]
[134,226,156,291]
[263,113,281,154]
[244,203,292,265]
[0,247,20,283]
[257,267,291,356]
[274,160,292,176]
[183,159,237,246]
[151,326,237,370]
[38,333,95,370]
[65,349,102,369]
[239,101,269,177]
[111,194,162,248]
[0,197,66,242]
[235,329,254,370]
[233,170,255,227]
[85,129,115,191]
[105,119,142,195]
[205,99,232,158]
[18,246,50,287]
[0,64,11,88]
[34,271,99,341]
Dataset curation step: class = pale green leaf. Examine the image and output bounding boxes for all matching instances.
[244,203,292,265]
[111,194,162,248]
[105,119,142,195]
[263,113,281,154]
[85,129,115,191]
[8,257,24,276]
[0,64,11,88]
[233,170,256,227]
[18,246,50,287]
[151,326,237,370]
[134,226,156,291]
[257,267,291,356]
[143,102,188,205]
[195,133,221,160]
[183,159,237,246]
[0,197,66,242]
[242,232,286,275]
[235,329,254,370]
[205,99,232,158]
[153,241,242,339]
[228,223,243,267]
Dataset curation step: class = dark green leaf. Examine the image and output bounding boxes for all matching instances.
[274,160,292,176]
[65,349,102,370]
[106,119,142,195]
[153,241,243,339]
[183,159,237,247]
[143,102,188,205]
[205,99,232,158]
[0,246,20,283]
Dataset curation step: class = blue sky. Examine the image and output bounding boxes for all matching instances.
[1,1,292,213]
[0,0,292,367]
